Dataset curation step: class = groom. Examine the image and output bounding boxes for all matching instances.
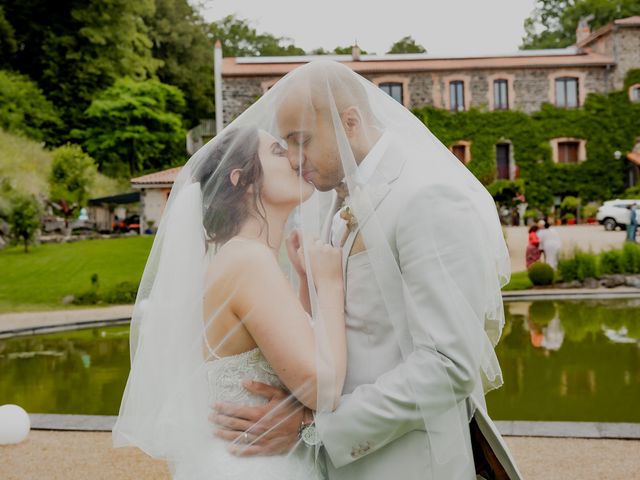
[211,62,522,479]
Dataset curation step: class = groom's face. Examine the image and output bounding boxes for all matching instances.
[277,100,344,192]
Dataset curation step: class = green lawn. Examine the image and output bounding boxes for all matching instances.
[0,234,533,313]
[0,236,153,313]
[502,271,533,291]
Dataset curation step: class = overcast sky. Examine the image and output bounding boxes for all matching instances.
[198,0,539,56]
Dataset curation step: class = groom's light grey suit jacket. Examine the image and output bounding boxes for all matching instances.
[316,143,523,480]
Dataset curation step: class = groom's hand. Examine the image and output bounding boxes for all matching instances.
[210,380,305,456]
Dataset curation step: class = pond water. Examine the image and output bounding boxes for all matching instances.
[0,299,638,421]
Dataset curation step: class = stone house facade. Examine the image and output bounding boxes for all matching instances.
[217,16,640,183]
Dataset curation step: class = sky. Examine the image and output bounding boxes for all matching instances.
[198,0,540,56]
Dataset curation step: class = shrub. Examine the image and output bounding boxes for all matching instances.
[102,281,138,304]
[600,249,624,275]
[527,262,555,286]
[72,290,100,305]
[621,242,640,274]
[575,250,599,280]
[557,257,579,282]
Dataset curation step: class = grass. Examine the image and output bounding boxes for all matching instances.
[502,271,533,291]
[0,236,153,313]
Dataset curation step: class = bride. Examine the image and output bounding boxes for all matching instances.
[113,124,346,479]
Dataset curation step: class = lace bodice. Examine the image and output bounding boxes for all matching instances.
[171,348,323,480]
[205,348,285,405]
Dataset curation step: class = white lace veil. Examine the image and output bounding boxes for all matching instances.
[112,60,510,478]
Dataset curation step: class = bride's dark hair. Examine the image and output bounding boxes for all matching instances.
[194,126,265,245]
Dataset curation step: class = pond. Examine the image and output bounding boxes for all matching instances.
[0,298,639,421]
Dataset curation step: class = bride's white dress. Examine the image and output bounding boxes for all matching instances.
[171,348,324,479]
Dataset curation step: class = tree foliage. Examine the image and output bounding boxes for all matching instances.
[49,144,97,218]
[8,193,41,252]
[521,0,640,49]
[0,70,61,141]
[209,15,305,57]
[146,0,214,126]
[75,78,186,177]
[1,0,160,135]
[387,36,426,54]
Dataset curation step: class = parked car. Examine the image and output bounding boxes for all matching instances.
[112,214,140,233]
[596,199,639,230]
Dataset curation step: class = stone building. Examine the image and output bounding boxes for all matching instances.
[217,16,640,181]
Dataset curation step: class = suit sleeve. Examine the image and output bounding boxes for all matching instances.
[316,184,490,468]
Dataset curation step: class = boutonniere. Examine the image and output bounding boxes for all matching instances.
[339,205,358,232]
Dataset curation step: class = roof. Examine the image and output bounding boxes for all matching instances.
[576,16,640,48]
[130,166,183,187]
[615,16,640,26]
[221,49,615,77]
[88,191,140,205]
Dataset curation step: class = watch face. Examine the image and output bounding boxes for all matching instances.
[301,424,320,446]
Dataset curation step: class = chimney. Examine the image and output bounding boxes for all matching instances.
[351,42,361,61]
[576,14,595,44]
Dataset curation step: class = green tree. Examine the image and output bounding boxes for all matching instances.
[0,70,61,141]
[209,15,305,57]
[387,36,426,54]
[75,78,186,177]
[521,0,640,49]
[146,0,214,126]
[0,6,17,67]
[332,45,368,55]
[48,144,97,227]
[8,193,41,252]
[2,0,160,136]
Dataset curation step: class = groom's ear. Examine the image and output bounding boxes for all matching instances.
[341,106,362,137]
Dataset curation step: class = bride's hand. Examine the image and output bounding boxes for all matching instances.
[285,229,306,278]
[308,239,343,291]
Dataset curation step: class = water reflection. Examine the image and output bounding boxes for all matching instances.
[487,299,640,422]
[0,299,638,421]
[0,326,130,415]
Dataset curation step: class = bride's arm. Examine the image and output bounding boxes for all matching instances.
[231,241,346,410]
[285,229,312,314]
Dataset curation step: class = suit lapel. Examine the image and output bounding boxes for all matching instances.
[341,148,407,279]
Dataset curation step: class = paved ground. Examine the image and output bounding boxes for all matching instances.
[0,305,133,333]
[505,224,628,272]
[0,431,638,480]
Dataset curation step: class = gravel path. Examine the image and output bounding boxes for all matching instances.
[1,431,638,480]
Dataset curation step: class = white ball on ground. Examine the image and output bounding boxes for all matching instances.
[0,404,31,444]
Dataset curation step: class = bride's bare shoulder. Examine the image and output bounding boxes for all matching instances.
[209,238,279,276]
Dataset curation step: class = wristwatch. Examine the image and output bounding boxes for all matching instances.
[298,411,321,447]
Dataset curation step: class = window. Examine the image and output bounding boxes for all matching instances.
[449,81,465,112]
[557,141,580,163]
[452,145,466,162]
[496,144,511,179]
[450,141,471,164]
[555,77,579,108]
[493,80,509,110]
[631,86,640,103]
[379,82,403,104]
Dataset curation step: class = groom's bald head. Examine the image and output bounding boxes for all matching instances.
[276,61,381,191]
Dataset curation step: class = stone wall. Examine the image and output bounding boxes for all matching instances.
[613,26,640,90]
[222,57,629,122]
